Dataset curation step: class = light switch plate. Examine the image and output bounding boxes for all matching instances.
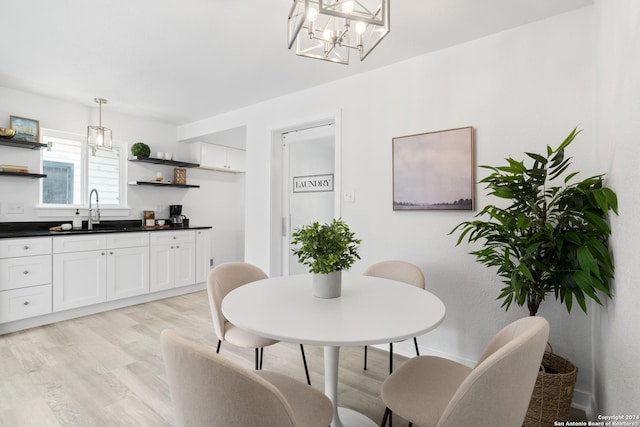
[343,191,355,203]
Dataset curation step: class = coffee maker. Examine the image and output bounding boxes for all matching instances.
[169,205,186,227]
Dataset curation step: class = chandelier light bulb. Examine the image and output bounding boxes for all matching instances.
[341,0,354,14]
[307,7,318,22]
[355,21,367,34]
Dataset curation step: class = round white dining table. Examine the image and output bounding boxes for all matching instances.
[222,273,446,427]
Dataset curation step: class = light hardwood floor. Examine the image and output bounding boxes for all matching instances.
[0,290,398,426]
[0,290,587,426]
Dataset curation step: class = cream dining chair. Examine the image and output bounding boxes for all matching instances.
[160,328,333,427]
[380,316,550,427]
[206,262,311,384]
[362,260,426,373]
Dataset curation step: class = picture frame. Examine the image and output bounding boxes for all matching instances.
[393,126,474,211]
[10,115,40,143]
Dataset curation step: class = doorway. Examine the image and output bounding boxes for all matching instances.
[270,116,341,276]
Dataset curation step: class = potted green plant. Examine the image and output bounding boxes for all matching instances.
[291,218,361,298]
[451,128,617,425]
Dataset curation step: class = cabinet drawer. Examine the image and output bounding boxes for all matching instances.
[0,284,52,323]
[150,230,195,245]
[0,237,52,258]
[53,235,107,253]
[0,255,51,291]
[106,232,149,249]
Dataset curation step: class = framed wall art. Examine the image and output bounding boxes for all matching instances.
[393,126,474,211]
[10,115,40,143]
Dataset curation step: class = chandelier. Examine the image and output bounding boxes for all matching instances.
[87,98,112,151]
[287,0,390,65]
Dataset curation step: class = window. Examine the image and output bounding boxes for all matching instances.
[41,131,122,206]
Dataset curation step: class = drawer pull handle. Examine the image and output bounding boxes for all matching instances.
[23,301,30,306]
[101,252,106,256]
[23,245,29,250]
[23,270,29,275]
[176,245,180,249]
[109,251,114,255]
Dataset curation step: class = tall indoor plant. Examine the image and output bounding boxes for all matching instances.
[451,128,617,316]
[450,128,617,425]
[291,218,361,298]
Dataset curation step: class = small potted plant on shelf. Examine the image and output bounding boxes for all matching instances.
[450,127,618,426]
[131,142,151,158]
[291,218,361,298]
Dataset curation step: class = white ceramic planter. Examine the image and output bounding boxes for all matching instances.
[312,271,342,298]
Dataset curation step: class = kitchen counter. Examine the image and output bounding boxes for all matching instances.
[0,220,211,239]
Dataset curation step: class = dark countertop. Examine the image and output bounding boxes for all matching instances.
[0,220,211,239]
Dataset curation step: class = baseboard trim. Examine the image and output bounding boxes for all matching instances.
[0,283,206,335]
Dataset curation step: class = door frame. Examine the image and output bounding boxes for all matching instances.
[269,110,342,276]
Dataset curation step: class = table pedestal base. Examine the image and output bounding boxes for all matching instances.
[336,407,378,427]
[325,346,377,427]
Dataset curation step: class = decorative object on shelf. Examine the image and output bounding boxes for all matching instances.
[0,165,29,173]
[291,218,361,298]
[143,210,155,227]
[393,126,474,211]
[450,128,618,426]
[10,115,40,142]
[0,127,16,138]
[174,167,187,185]
[131,142,150,157]
[287,0,390,65]
[87,98,112,151]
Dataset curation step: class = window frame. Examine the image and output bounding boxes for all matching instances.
[37,128,129,217]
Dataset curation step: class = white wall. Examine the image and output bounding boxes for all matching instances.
[180,8,599,407]
[592,0,640,416]
[0,87,245,266]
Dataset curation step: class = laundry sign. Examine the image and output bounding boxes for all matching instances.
[293,174,334,193]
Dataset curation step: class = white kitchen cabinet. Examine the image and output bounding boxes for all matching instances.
[0,236,52,258]
[106,234,150,301]
[53,233,150,311]
[150,230,196,292]
[53,249,107,311]
[0,237,52,323]
[0,284,52,323]
[195,143,245,173]
[195,228,212,283]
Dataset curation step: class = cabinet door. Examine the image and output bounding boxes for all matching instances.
[53,250,107,311]
[225,146,246,172]
[174,242,196,287]
[150,244,174,292]
[200,143,228,170]
[195,229,211,283]
[107,246,149,300]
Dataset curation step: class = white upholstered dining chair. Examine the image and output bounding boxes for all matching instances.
[380,316,550,427]
[362,260,426,373]
[206,262,311,384]
[160,328,333,427]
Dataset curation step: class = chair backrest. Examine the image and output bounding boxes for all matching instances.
[206,262,268,341]
[363,260,426,289]
[161,328,297,427]
[436,316,550,427]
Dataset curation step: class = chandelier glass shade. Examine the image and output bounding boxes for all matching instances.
[288,0,390,65]
[87,98,112,150]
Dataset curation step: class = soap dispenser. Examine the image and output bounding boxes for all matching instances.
[73,209,82,229]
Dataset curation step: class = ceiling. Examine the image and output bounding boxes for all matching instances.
[0,0,592,126]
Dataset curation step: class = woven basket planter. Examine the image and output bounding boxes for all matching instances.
[524,350,578,427]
